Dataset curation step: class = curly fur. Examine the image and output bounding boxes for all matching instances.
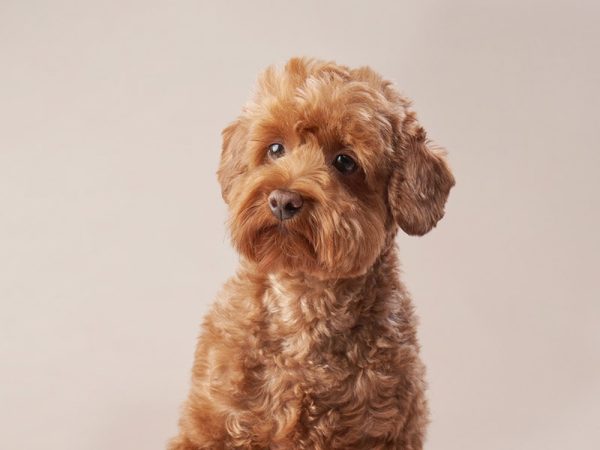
[169,57,454,449]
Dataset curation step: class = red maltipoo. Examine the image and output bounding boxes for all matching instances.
[169,57,455,450]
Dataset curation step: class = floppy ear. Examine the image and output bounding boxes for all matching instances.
[217,120,248,203]
[388,125,455,236]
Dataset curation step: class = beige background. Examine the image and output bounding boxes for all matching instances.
[1,1,599,449]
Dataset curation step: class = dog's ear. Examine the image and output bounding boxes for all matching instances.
[217,120,248,203]
[388,125,455,236]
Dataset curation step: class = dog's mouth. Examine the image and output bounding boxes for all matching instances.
[258,221,315,250]
[248,221,319,271]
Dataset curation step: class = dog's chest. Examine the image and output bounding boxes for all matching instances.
[255,279,401,445]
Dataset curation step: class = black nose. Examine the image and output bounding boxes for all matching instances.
[268,189,303,221]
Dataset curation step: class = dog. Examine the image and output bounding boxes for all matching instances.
[169,57,455,450]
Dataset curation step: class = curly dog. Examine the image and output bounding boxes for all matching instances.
[169,57,455,450]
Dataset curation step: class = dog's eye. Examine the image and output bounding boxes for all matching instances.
[267,143,285,159]
[333,154,357,174]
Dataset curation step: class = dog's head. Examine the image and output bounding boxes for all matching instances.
[218,58,454,278]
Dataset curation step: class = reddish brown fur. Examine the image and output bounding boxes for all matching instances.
[169,58,454,449]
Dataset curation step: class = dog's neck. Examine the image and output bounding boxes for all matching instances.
[248,238,402,341]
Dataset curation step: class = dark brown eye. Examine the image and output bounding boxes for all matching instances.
[268,143,285,159]
[333,154,357,174]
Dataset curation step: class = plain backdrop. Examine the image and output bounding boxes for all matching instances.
[1,1,599,449]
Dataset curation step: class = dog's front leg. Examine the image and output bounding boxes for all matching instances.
[169,288,270,450]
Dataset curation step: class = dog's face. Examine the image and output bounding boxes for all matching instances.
[218,58,454,278]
